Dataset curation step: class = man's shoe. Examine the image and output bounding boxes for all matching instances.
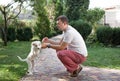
[70,66,82,77]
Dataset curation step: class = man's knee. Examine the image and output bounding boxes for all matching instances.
[57,50,66,58]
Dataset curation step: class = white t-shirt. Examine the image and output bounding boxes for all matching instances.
[63,25,88,57]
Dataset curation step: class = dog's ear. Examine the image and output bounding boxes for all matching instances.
[33,43,37,46]
[32,42,37,47]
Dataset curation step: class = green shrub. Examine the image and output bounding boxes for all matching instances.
[16,28,24,41]
[112,27,120,45]
[70,19,92,40]
[16,27,33,41]
[0,27,16,42]
[96,26,113,45]
[7,27,16,42]
[35,20,51,40]
[23,27,33,41]
[86,33,98,44]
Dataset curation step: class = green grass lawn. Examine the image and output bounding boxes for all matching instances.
[0,41,120,81]
[84,43,120,69]
[0,41,31,81]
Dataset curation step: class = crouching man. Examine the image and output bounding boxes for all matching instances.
[41,15,88,77]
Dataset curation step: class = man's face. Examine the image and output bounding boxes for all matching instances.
[56,19,66,31]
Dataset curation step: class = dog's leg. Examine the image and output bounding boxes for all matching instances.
[31,60,34,73]
[27,60,33,75]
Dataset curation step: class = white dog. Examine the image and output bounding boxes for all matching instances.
[17,41,41,75]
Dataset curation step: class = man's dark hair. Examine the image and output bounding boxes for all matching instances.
[56,15,69,24]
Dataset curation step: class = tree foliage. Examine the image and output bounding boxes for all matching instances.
[31,0,51,39]
[0,0,24,46]
[65,0,89,21]
[52,0,65,35]
[85,8,105,33]
[53,0,64,20]
[85,8,105,24]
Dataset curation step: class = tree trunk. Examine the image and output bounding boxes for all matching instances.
[3,8,7,46]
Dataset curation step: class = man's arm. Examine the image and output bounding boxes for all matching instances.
[42,37,63,45]
[48,38,63,45]
[42,41,68,51]
[49,41,68,51]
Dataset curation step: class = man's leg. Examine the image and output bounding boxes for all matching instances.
[57,50,86,73]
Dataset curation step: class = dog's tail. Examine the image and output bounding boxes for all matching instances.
[17,56,27,61]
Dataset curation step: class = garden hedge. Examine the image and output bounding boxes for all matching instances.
[96,26,120,45]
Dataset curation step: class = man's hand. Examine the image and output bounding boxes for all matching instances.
[42,37,49,43]
[41,43,48,49]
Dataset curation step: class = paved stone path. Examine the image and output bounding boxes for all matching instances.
[19,36,120,81]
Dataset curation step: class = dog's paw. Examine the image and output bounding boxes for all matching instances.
[27,71,33,75]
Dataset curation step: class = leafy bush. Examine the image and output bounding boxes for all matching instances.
[70,19,92,40]
[35,17,51,40]
[7,27,16,42]
[86,33,98,44]
[16,28,24,41]
[112,27,120,45]
[23,27,33,41]
[1,27,16,42]
[96,26,113,45]
[16,27,33,41]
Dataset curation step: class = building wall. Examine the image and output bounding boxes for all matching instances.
[104,5,120,27]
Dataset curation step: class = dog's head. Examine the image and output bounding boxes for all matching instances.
[31,41,41,50]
